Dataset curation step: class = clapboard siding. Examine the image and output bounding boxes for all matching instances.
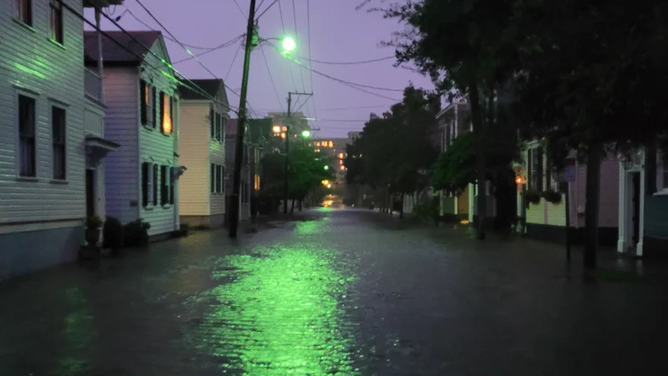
[178,102,210,215]
[644,195,668,240]
[0,0,86,225]
[572,156,619,228]
[210,107,226,216]
[138,39,178,236]
[103,67,139,224]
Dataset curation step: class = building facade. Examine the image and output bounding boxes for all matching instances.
[0,0,121,279]
[177,79,229,228]
[85,30,182,239]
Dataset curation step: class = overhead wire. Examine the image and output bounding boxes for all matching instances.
[255,0,280,20]
[291,0,308,94]
[225,42,243,81]
[301,55,395,65]
[134,0,258,117]
[306,0,319,128]
[277,0,298,92]
[233,0,247,18]
[172,34,244,64]
[58,0,228,110]
[261,46,285,112]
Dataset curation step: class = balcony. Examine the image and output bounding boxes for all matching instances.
[85,68,103,102]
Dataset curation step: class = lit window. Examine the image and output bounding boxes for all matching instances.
[339,153,344,159]
[281,133,286,139]
[316,142,320,147]
[339,159,343,165]
[16,0,32,26]
[161,93,172,134]
[140,80,155,127]
[254,174,261,190]
[329,141,333,147]
[49,0,63,44]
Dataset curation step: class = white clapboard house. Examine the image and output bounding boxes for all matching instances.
[0,0,122,279]
[84,30,183,239]
[177,79,229,228]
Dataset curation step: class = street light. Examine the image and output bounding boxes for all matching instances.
[282,36,297,53]
[324,165,329,171]
[272,125,281,134]
[301,130,311,138]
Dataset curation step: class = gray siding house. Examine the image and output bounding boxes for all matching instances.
[84,30,183,239]
[0,0,121,279]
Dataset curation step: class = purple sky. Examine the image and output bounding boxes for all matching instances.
[87,0,432,137]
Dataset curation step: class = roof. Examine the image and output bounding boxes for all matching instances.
[178,79,224,100]
[84,31,162,65]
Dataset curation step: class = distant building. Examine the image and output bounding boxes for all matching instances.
[310,138,349,187]
[225,119,251,221]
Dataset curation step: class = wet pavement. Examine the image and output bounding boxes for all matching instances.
[1,208,668,376]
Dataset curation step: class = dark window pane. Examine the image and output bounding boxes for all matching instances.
[19,95,35,177]
[142,163,149,207]
[211,163,215,193]
[153,164,158,206]
[49,0,63,43]
[52,107,66,180]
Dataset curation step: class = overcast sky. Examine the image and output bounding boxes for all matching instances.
[86,0,433,138]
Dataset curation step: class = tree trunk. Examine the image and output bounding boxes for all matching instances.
[291,198,296,214]
[584,143,602,271]
[469,82,486,240]
[399,194,404,219]
[299,200,303,211]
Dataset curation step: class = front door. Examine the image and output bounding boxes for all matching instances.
[631,172,641,246]
[86,169,95,218]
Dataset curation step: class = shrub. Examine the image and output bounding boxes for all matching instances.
[124,218,151,247]
[522,189,541,205]
[86,215,103,230]
[180,223,191,232]
[542,190,563,204]
[102,216,124,250]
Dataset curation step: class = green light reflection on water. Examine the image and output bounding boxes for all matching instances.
[187,246,359,375]
[57,288,96,375]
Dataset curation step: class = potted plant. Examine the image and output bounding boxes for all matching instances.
[123,218,151,248]
[522,189,542,206]
[542,190,563,204]
[85,215,103,247]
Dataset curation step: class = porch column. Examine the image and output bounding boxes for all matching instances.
[617,161,627,254]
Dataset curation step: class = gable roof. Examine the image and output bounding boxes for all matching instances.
[178,79,223,100]
[84,31,162,65]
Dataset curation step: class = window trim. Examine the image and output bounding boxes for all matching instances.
[152,164,159,206]
[14,0,33,27]
[17,92,37,178]
[51,105,67,181]
[49,0,64,45]
[141,80,155,128]
[160,165,169,206]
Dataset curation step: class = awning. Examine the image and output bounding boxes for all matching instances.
[86,136,120,162]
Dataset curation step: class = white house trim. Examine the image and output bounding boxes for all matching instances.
[617,150,645,257]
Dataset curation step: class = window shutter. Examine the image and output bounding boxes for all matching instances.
[142,162,149,207]
[159,92,165,132]
[153,164,158,205]
[161,165,167,205]
[210,108,215,139]
[151,87,157,128]
[140,80,147,125]
[211,163,215,193]
[169,167,175,205]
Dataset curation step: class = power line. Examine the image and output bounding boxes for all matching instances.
[255,0,280,20]
[172,35,244,64]
[277,0,298,91]
[134,0,258,117]
[225,42,243,81]
[291,0,307,94]
[319,105,390,111]
[261,46,284,112]
[300,55,395,65]
[233,0,246,18]
[306,0,319,128]
[59,0,226,109]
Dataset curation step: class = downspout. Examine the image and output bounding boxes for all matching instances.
[95,8,105,103]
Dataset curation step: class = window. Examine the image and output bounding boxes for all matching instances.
[254,174,260,191]
[217,114,224,142]
[142,162,151,207]
[210,108,215,140]
[216,165,223,193]
[52,106,66,180]
[528,147,543,191]
[210,163,215,193]
[49,0,63,44]
[140,80,155,127]
[161,93,173,134]
[18,95,36,177]
[160,165,167,205]
[15,0,32,26]
[169,167,175,205]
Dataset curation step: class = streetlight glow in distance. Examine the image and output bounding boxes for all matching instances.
[282,37,297,53]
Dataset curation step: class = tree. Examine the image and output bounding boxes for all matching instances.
[382,0,519,238]
[511,0,668,269]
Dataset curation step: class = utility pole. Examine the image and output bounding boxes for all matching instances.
[283,91,312,215]
[229,0,257,238]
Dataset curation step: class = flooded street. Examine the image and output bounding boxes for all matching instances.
[1,209,668,375]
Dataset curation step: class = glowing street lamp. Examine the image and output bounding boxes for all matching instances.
[301,130,311,138]
[282,36,297,53]
[272,125,281,134]
[324,165,329,171]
